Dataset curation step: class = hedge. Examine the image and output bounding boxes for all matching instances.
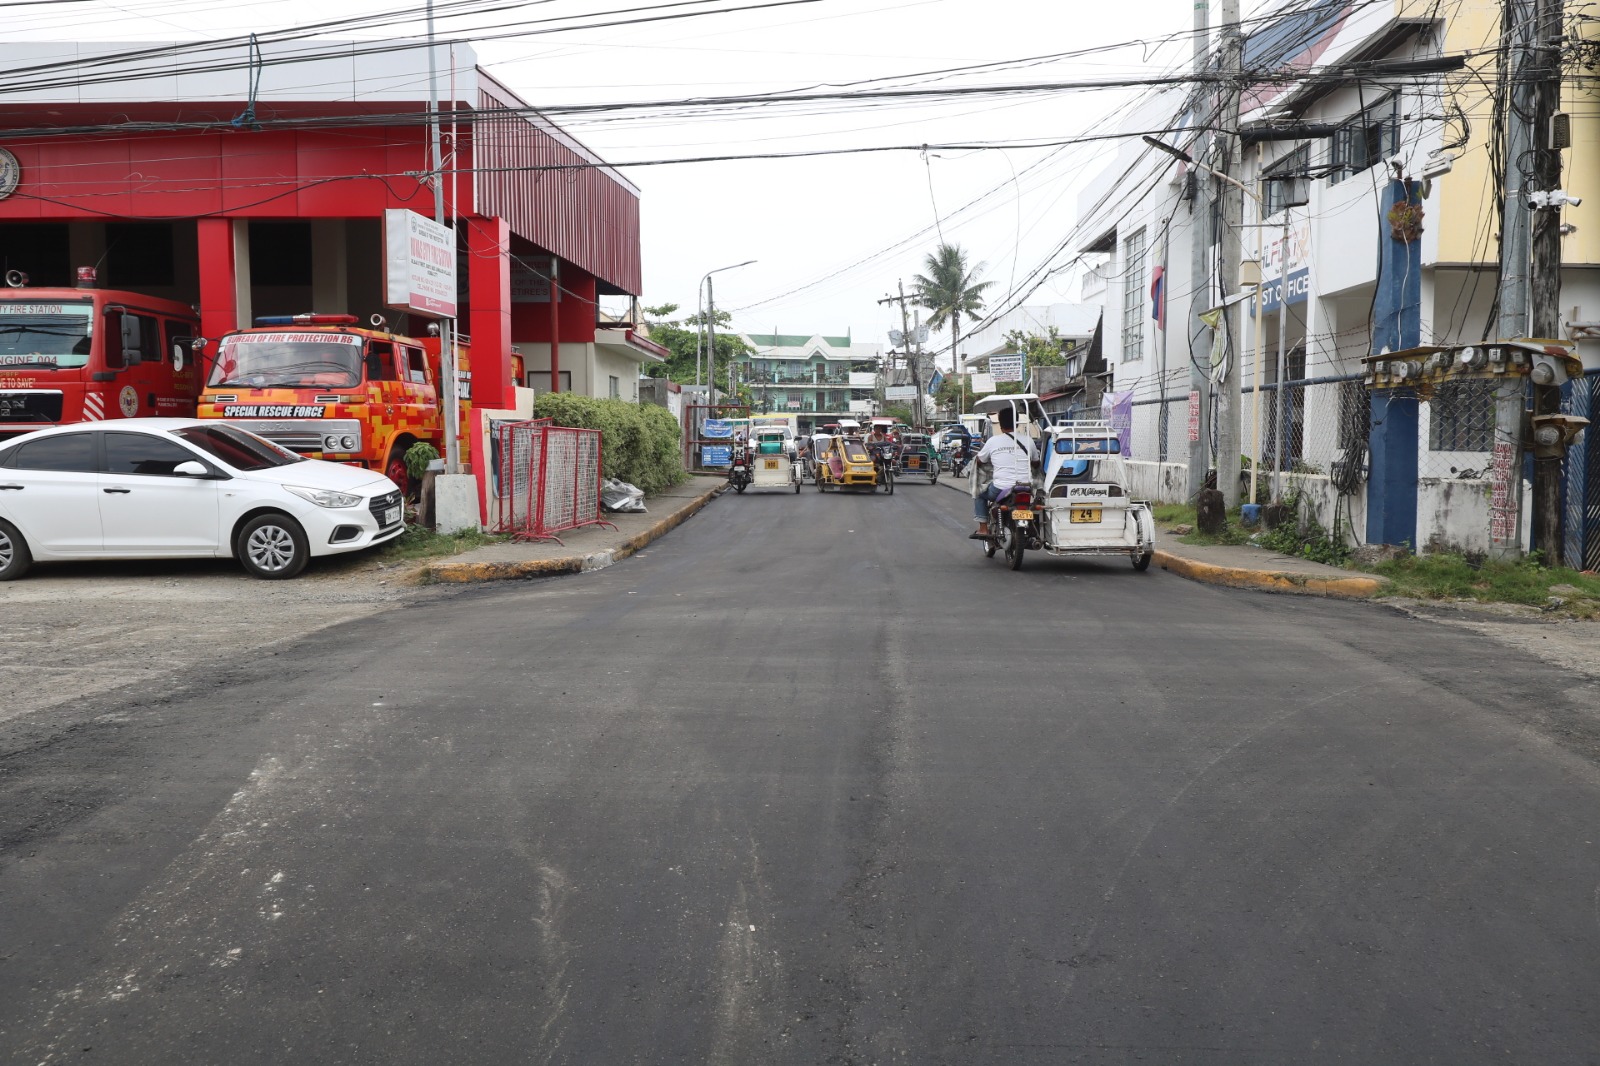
[531,393,687,495]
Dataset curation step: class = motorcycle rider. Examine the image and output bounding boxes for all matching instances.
[866,421,895,473]
[970,406,1035,540]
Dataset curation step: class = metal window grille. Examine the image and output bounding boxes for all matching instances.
[1121,228,1146,362]
[1328,95,1398,184]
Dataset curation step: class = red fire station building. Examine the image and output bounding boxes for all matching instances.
[0,37,653,414]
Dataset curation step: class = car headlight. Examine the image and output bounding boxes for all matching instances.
[286,485,363,509]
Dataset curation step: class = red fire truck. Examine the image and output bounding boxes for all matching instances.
[196,314,470,496]
[0,271,201,439]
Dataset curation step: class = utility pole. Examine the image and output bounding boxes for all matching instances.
[879,281,924,424]
[1215,0,1244,507]
[1491,0,1540,560]
[707,274,720,406]
[1188,0,1215,499]
[425,0,461,474]
[1529,0,1567,563]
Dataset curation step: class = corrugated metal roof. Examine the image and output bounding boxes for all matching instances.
[470,77,642,296]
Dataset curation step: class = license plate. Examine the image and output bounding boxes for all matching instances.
[1070,506,1101,523]
[764,459,778,469]
[384,506,401,525]
[908,457,921,467]
[1011,509,1034,521]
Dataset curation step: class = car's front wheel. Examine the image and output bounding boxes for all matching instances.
[236,512,310,580]
[0,518,32,581]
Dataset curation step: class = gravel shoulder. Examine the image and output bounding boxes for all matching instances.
[0,550,448,728]
[1383,597,1600,682]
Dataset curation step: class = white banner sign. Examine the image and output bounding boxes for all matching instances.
[885,385,916,400]
[848,399,874,413]
[989,354,1025,382]
[384,209,457,318]
[971,372,997,394]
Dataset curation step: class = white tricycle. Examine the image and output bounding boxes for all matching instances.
[743,426,802,493]
[1015,420,1155,570]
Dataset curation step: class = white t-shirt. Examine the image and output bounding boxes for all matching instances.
[976,431,1034,489]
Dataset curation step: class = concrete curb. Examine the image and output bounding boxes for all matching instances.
[1152,549,1388,599]
[420,480,726,585]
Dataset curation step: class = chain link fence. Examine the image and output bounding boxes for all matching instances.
[1418,379,1496,481]
[490,420,613,544]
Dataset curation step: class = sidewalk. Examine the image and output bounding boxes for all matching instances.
[934,474,1384,599]
[418,476,726,584]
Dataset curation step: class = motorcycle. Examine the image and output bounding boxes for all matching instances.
[727,440,753,493]
[867,440,897,494]
[979,484,1037,570]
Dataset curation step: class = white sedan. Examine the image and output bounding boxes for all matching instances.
[0,418,405,580]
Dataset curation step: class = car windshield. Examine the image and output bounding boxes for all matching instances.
[172,424,306,470]
[209,333,363,388]
[0,301,94,370]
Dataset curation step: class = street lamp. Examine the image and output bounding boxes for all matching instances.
[696,259,756,405]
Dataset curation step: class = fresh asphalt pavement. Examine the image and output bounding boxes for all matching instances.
[5,480,1600,1064]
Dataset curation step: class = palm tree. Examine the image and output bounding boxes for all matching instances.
[913,242,993,414]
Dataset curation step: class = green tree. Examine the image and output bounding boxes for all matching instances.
[1001,326,1067,369]
[913,242,994,403]
[640,303,753,398]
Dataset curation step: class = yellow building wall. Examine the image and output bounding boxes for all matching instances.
[1410,0,1600,265]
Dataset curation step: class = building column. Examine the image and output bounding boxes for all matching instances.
[310,219,348,314]
[196,218,239,345]
[465,215,512,411]
[1366,387,1418,547]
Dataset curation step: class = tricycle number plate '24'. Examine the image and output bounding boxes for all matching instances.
[764,459,779,469]
[1069,506,1102,524]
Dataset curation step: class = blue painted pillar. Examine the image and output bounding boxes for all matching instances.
[1366,179,1424,547]
[1367,388,1418,546]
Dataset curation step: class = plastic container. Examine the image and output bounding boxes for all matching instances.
[1240,503,1262,527]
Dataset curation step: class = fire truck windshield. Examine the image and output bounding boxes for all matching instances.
[210,335,363,389]
[0,301,94,370]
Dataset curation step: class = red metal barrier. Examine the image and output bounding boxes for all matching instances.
[489,420,616,544]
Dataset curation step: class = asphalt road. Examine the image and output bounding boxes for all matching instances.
[5,481,1600,1064]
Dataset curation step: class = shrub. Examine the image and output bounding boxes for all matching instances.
[531,393,686,494]
[404,441,439,482]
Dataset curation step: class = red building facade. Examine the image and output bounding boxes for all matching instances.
[0,42,643,413]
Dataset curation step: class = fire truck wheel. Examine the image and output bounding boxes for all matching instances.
[0,518,32,581]
[237,513,310,580]
[385,444,414,500]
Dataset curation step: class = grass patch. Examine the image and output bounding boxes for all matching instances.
[1372,552,1600,615]
[1153,503,1195,527]
[375,524,505,564]
[1180,523,1255,547]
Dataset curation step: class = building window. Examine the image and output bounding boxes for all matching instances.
[609,375,620,399]
[1329,95,1398,184]
[1429,380,1494,452]
[1121,229,1146,363]
[1263,145,1309,216]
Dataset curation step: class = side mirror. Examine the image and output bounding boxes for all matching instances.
[119,314,143,364]
[171,343,185,373]
[173,460,211,478]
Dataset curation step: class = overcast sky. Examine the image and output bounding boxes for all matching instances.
[13,0,1207,356]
